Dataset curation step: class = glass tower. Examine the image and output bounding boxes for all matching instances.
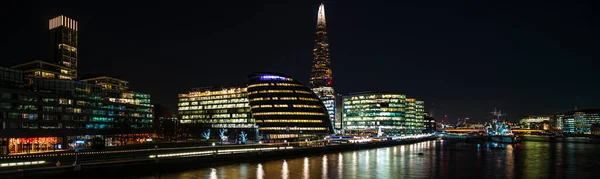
[310,4,338,132]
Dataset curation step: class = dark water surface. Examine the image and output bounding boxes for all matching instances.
[93,137,600,178]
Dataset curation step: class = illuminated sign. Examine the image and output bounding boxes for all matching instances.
[260,75,290,81]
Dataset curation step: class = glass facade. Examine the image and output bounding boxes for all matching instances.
[0,16,153,155]
[248,73,334,142]
[561,109,600,134]
[177,86,255,140]
[0,85,153,155]
[344,93,425,136]
[310,4,332,88]
[310,4,338,132]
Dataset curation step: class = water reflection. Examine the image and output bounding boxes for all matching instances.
[337,153,343,177]
[302,157,309,179]
[322,155,328,179]
[281,160,288,179]
[256,163,264,179]
[123,138,600,179]
[209,168,217,179]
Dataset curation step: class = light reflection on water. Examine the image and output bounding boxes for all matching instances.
[133,138,600,179]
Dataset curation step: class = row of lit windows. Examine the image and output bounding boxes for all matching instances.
[349,94,406,100]
[179,94,244,101]
[179,103,248,110]
[251,104,289,108]
[247,83,270,88]
[179,98,247,106]
[269,134,299,139]
[211,124,255,128]
[298,97,319,101]
[253,112,326,116]
[275,83,304,87]
[346,99,405,105]
[256,119,323,123]
[250,97,300,101]
[249,90,294,95]
[294,90,313,94]
[180,113,250,119]
[292,104,322,108]
[179,118,249,123]
[259,127,327,131]
[180,88,247,98]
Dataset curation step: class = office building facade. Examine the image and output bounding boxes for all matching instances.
[343,93,426,136]
[519,115,551,130]
[561,109,600,134]
[0,15,153,155]
[178,86,255,140]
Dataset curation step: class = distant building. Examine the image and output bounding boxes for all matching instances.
[248,72,334,142]
[561,109,600,134]
[519,115,551,130]
[343,93,425,136]
[153,104,178,140]
[423,113,436,133]
[334,93,344,133]
[551,113,564,133]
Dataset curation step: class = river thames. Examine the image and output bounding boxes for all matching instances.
[72,136,600,179]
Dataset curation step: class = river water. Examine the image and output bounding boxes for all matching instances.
[107,137,600,178]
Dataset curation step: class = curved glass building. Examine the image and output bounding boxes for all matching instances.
[248,72,334,142]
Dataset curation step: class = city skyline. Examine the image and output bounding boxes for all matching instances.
[0,1,598,122]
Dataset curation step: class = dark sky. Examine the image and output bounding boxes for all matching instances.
[1,0,598,123]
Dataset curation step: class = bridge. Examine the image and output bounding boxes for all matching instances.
[441,129,544,134]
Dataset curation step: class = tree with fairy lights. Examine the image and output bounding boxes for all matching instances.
[202,129,211,140]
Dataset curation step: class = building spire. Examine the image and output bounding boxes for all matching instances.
[317,3,326,27]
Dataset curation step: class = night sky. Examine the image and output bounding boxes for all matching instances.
[1,0,597,123]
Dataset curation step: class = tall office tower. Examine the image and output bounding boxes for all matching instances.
[49,15,78,79]
[310,4,331,88]
[310,4,337,132]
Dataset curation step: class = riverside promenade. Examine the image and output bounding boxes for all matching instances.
[0,134,435,178]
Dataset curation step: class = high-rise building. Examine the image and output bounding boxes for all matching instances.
[310,4,332,88]
[0,16,153,155]
[49,15,78,79]
[12,15,78,83]
[177,86,255,140]
[310,4,337,131]
[248,72,334,142]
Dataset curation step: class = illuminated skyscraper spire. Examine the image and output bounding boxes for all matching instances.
[310,3,332,88]
[317,3,326,27]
